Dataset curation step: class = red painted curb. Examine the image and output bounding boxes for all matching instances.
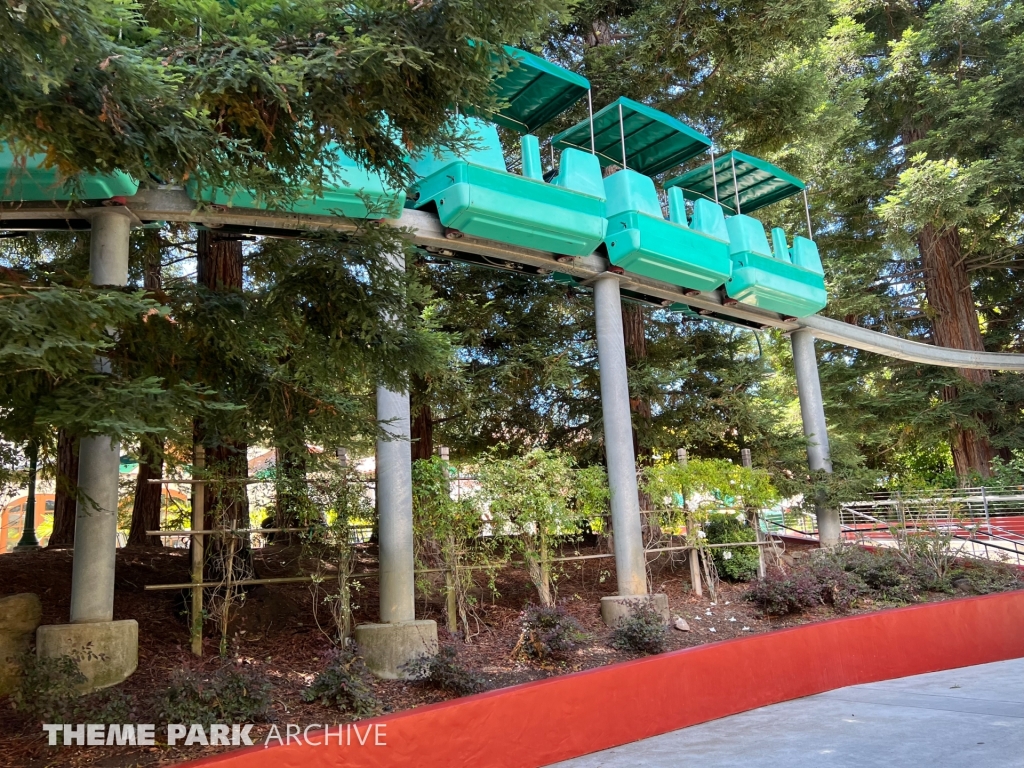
[186,590,1024,768]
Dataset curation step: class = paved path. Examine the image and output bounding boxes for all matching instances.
[549,658,1024,768]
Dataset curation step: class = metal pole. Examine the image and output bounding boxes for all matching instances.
[70,209,131,624]
[802,188,813,239]
[376,248,416,624]
[676,448,688,466]
[593,274,646,596]
[15,440,40,550]
[617,102,628,170]
[709,149,719,204]
[730,154,741,214]
[981,486,990,536]
[740,448,752,468]
[791,328,840,547]
[587,90,596,156]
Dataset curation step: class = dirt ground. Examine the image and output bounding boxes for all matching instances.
[0,537,955,767]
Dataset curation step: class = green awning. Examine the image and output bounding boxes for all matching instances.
[467,47,590,134]
[550,97,711,177]
[664,150,805,215]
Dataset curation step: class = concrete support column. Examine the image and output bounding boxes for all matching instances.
[40,209,138,693]
[70,210,131,623]
[355,248,436,677]
[375,384,416,624]
[791,328,841,547]
[593,275,668,626]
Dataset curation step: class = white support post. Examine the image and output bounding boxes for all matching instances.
[594,275,668,625]
[791,328,841,547]
[70,209,132,624]
[355,248,437,677]
[39,208,138,694]
[375,383,416,624]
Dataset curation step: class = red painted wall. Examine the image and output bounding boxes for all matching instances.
[187,591,1024,768]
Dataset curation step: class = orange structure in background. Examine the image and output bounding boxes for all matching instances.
[0,493,53,552]
[0,488,188,552]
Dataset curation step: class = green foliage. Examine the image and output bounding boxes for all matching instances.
[950,560,1024,595]
[746,560,863,616]
[478,448,605,605]
[303,459,376,642]
[827,546,929,603]
[9,654,85,722]
[705,513,760,582]
[157,663,272,726]
[643,458,779,531]
[609,602,668,655]
[301,650,379,718]
[519,603,588,660]
[10,654,136,728]
[400,645,486,697]
[1,0,566,196]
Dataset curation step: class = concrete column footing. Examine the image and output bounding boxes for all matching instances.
[36,620,138,692]
[601,594,670,627]
[354,620,438,680]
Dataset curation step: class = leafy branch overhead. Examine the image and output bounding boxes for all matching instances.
[1,0,564,194]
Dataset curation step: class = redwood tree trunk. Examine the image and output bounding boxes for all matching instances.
[127,444,164,546]
[127,235,166,546]
[917,224,996,479]
[47,428,78,548]
[410,374,434,461]
[196,232,253,577]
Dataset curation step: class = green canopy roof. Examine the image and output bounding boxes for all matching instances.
[549,97,711,177]
[664,150,805,215]
[467,47,590,134]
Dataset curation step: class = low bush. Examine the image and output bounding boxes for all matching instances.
[158,662,272,726]
[9,654,85,722]
[747,557,864,616]
[746,569,822,615]
[401,644,486,696]
[609,602,668,655]
[951,560,1024,595]
[520,603,589,660]
[827,546,927,602]
[705,513,760,582]
[11,654,137,731]
[302,649,379,718]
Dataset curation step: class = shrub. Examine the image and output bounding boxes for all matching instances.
[952,560,1024,595]
[10,654,85,722]
[302,650,379,718]
[747,559,864,616]
[806,556,865,612]
[520,603,589,660]
[401,645,486,696]
[609,602,668,655]
[158,663,272,726]
[705,513,760,582]
[746,569,822,615]
[828,546,926,603]
[11,654,137,731]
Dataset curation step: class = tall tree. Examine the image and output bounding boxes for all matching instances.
[47,427,78,548]
[127,231,166,546]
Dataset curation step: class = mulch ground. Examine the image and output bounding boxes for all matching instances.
[0,538,960,767]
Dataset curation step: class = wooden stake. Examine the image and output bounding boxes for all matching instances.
[190,446,205,657]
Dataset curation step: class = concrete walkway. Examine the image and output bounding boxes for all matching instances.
[549,658,1024,768]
